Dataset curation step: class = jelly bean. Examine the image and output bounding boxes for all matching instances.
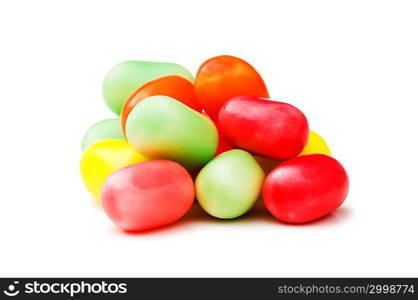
[81,118,125,151]
[195,55,269,120]
[120,75,201,136]
[103,61,194,115]
[196,149,265,219]
[101,160,195,232]
[299,130,331,156]
[218,95,309,160]
[263,154,349,223]
[126,96,218,171]
[80,139,148,199]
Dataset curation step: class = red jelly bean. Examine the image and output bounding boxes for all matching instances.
[101,160,195,232]
[218,95,309,160]
[195,55,269,120]
[263,154,349,223]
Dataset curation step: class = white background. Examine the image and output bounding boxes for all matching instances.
[0,0,417,277]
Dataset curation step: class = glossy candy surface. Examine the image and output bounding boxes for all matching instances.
[299,130,331,156]
[126,96,218,170]
[219,95,309,160]
[81,118,125,151]
[195,55,269,120]
[263,154,349,223]
[103,61,194,115]
[120,75,201,136]
[196,150,265,219]
[101,160,195,232]
[80,139,148,199]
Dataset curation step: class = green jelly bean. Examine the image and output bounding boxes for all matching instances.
[196,149,265,219]
[126,96,218,170]
[81,118,125,151]
[103,61,194,115]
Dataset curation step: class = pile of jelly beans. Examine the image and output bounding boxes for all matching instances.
[80,55,349,232]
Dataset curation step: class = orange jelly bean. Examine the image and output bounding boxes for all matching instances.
[120,75,201,136]
[195,55,269,120]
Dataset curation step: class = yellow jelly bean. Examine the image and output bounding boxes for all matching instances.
[80,139,148,199]
[299,130,331,156]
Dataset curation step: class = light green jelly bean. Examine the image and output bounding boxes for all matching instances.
[126,96,218,171]
[103,61,194,115]
[81,118,125,151]
[196,149,265,219]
